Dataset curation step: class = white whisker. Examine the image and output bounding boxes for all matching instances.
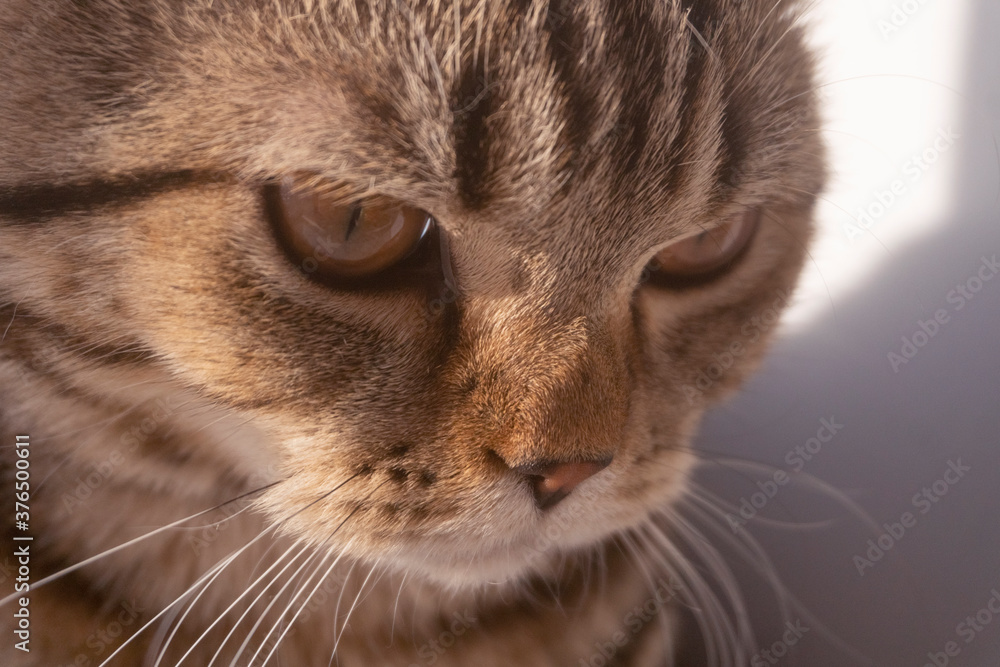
[251,551,336,666]
[99,521,281,667]
[389,570,409,644]
[0,483,281,609]
[227,547,326,667]
[330,558,382,658]
[678,493,879,666]
[174,539,302,666]
[693,455,881,535]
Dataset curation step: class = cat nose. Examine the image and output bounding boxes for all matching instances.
[513,459,612,510]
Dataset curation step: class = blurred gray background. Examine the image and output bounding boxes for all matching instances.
[692,0,1000,665]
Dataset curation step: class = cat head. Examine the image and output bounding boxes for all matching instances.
[0,0,824,586]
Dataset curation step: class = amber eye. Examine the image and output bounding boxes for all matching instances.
[267,176,433,281]
[648,208,760,282]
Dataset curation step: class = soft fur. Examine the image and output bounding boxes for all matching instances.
[0,1,824,665]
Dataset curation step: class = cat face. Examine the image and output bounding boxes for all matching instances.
[0,0,823,588]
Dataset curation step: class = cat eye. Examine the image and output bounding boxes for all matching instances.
[266,176,434,281]
[647,208,760,284]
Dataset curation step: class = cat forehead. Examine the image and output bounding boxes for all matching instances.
[3,0,817,234]
[273,0,811,204]
[227,0,814,226]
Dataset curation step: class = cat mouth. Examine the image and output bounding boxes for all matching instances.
[513,458,613,510]
[378,487,634,586]
[268,440,691,586]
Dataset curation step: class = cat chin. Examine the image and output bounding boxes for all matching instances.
[390,543,572,590]
[415,560,538,590]
[379,504,654,590]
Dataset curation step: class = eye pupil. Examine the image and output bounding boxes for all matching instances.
[344,206,362,241]
[266,176,435,283]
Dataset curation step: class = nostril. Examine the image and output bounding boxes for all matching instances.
[513,458,612,510]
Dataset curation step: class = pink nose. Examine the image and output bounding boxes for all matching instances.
[514,459,611,509]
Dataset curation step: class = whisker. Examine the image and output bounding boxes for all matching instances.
[659,506,763,647]
[754,72,974,127]
[329,558,383,658]
[99,519,284,667]
[758,207,841,326]
[0,481,283,608]
[150,521,270,667]
[223,476,369,666]
[389,570,409,645]
[676,496,879,667]
[205,543,313,666]
[684,16,716,62]
[227,545,327,667]
[736,0,785,68]
[169,503,255,533]
[618,530,678,662]
[127,471,359,665]
[0,294,26,342]
[327,560,360,667]
[636,524,723,666]
[691,455,881,535]
[251,551,338,666]
[679,496,800,626]
[178,539,305,666]
[770,183,903,277]
[684,479,839,532]
[640,518,747,667]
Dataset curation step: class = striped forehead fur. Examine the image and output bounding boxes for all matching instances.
[0,1,817,222]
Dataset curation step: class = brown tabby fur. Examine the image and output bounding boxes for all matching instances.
[0,0,824,664]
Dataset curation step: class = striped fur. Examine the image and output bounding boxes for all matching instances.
[0,1,824,665]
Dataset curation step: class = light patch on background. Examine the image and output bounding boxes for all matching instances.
[782,0,972,328]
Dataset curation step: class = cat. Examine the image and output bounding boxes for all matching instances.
[0,0,825,665]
